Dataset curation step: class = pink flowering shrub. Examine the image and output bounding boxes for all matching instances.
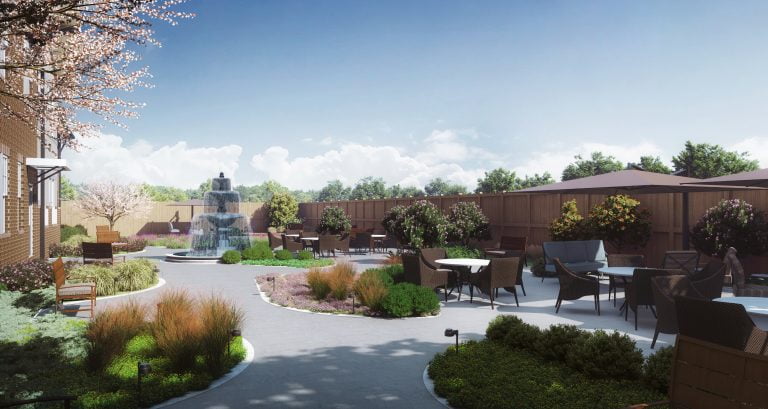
[257,273,368,315]
[0,259,53,292]
[691,199,768,257]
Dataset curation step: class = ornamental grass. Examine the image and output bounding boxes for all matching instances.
[153,290,201,372]
[86,299,148,371]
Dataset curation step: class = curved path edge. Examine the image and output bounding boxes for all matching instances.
[65,277,167,304]
[151,337,255,409]
[422,365,452,409]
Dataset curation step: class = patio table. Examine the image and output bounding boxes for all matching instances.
[598,267,636,312]
[714,296,768,329]
[284,234,299,238]
[299,237,318,241]
[435,258,490,302]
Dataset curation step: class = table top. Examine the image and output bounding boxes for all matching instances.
[597,267,637,277]
[435,258,490,268]
[284,234,299,237]
[713,297,768,316]
[300,237,319,241]
[371,234,386,238]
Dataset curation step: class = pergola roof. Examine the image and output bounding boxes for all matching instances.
[25,157,70,172]
[682,168,768,188]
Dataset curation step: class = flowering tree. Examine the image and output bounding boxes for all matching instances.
[76,181,151,230]
[0,0,192,147]
[587,195,651,252]
[691,199,768,258]
[446,201,490,245]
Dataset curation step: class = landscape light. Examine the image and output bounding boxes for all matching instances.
[444,328,459,354]
[137,362,152,406]
[266,276,276,291]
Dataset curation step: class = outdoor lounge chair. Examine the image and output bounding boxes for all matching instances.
[470,257,520,309]
[725,247,768,297]
[82,242,125,264]
[649,275,704,348]
[625,268,677,330]
[675,296,768,354]
[282,234,303,253]
[268,231,283,249]
[317,234,337,257]
[53,257,96,317]
[662,250,699,275]
[402,253,451,301]
[485,236,528,296]
[606,254,645,306]
[553,258,601,315]
[689,259,726,300]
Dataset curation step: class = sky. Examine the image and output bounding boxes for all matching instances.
[65,0,768,190]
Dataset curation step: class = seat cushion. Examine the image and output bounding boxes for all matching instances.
[563,261,606,273]
[564,243,588,263]
[543,242,567,262]
[584,240,607,262]
[58,285,95,297]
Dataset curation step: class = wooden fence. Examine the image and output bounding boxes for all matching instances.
[61,201,267,237]
[298,190,768,271]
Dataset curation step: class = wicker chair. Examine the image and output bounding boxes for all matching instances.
[316,235,337,257]
[554,258,601,315]
[336,233,351,254]
[349,232,371,254]
[268,231,283,249]
[470,257,520,309]
[725,247,768,297]
[402,253,451,301]
[53,257,96,317]
[675,296,768,355]
[282,234,303,253]
[299,231,318,251]
[689,260,726,300]
[625,268,677,330]
[606,254,645,306]
[484,236,527,258]
[662,250,700,275]
[649,275,704,348]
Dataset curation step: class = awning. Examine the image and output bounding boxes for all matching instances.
[25,157,69,183]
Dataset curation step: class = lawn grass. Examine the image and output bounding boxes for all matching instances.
[241,258,334,268]
[428,340,665,409]
[0,289,245,409]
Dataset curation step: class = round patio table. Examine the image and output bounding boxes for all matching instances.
[714,297,768,329]
[299,237,318,241]
[597,266,636,277]
[435,258,490,302]
[370,234,386,238]
[284,234,299,238]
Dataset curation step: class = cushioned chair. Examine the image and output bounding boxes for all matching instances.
[544,240,607,279]
[649,275,704,348]
[486,237,528,296]
[625,268,677,330]
[725,247,768,297]
[662,250,699,275]
[53,257,96,317]
[606,254,645,306]
[554,258,601,315]
[282,234,304,253]
[470,257,520,309]
[675,296,768,354]
[402,253,451,301]
[690,259,726,300]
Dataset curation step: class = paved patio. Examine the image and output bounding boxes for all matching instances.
[80,247,736,409]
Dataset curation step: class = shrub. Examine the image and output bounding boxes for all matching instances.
[63,233,94,246]
[486,315,520,342]
[266,191,299,231]
[402,200,448,248]
[566,330,644,380]
[153,290,202,372]
[221,250,242,264]
[119,237,148,253]
[316,206,352,235]
[274,249,293,260]
[86,300,148,371]
[61,224,88,242]
[0,259,53,292]
[353,270,389,311]
[372,264,403,284]
[297,250,314,260]
[242,242,273,260]
[409,284,440,315]
[446,201,491,245]
[691,198,768,257]
[588,195,652,252]
[381,205,408,245]
[306,268,331,299]
[69,260,158,296]
[502,319,541,350]
[69,263,117,295]
[49,243,81,257]
[643,346,674,393]
[535,324,586,362]
[0,283,6,291]
[198,295,244,373]
[444,246,482,259]
[381,283,414,317]
[327,262,355,300]
[383,252,402,265]
[549,200,590,241]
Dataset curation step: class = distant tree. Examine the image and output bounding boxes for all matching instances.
[234,180,290,202]
[424,178,467,196]
[292,190,318,203]
[518,173,555,189]
[265,192,299,231]
[475,168,518,193]
[186,179,212,200]
[60,176,78,200]
[632,156,672,174]
[141,185,188,202]
[388,184,424,198]
[672,141,759,179]
[350,177,388,200]
[561,152,624,181]
[76,182,152,230]
[317,180,351,202]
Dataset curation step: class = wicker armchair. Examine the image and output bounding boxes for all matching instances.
[268,231,283,249]
[675,296,768,354]
[317,235,337,257]
[689,260,726,300]
[625,268,678,330]
[649,275,704,348]
[662,250,700,275]
[350,232,372,254]
[336,233,351,254]
[484,236,527,258]
[725,247,768,297]
[402,253,451,301]
[554,258,601,315]
[469,257,520,309]
[606,254,645,306]
[282,234,303,253]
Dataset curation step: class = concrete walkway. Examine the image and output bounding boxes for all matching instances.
[87,247,693,408]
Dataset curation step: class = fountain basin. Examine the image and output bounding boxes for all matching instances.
[165,251,223,264]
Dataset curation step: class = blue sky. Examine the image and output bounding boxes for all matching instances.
[66,0,768,189]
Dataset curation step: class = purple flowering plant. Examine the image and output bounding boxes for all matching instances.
[691,198,768,258]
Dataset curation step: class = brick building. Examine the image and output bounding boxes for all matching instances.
[0,39,62,267]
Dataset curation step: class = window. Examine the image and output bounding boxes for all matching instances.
[0,154,7,234]
[17,161,22,198]
[23,77,30,95]
[0,39,7,79]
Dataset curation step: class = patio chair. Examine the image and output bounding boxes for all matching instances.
[649,275,704,348]
[470,257,521,309]
[96,230,121,244]
[606,254,645,307]
[281,234,303,253]
[725,247,768,297]
[336,233,351,254]
[350,232,371,254]
[689,259,726,300]
[402,253,452,301]
[299,231,318,251]
[554,258,601,315]
[95,225,109,233]
[317,234,337,257]
[53,257,96,317]
[675,296,768,354]
[82,242,125,264]
[483,236,527,258]
[268,231,283,249]
[168,222,180,234]
[662,250,699,275]
[371,233,386,253]
[625,268,677,330]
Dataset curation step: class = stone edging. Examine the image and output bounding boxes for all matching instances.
[64,277,167,303]
[254,278,442,320]
[422,365,452,408]
[150,337,255,409]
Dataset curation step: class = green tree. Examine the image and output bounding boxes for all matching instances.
[561,152,624,181]
[633,156,672,174]
[60,176,78,200]
[519,173,555,189]
[141,184,188,202]
[475,168,518,193]
[186,179,212,200]
[387,184,424,198]
[350,177,388,200]
[265,191,299,230]
[672,141,759,179]
[317,180,351,202]
[424,178,467,196]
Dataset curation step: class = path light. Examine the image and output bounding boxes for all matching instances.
[137,362,152,406]
[228,329,242,356]
[444,328,459,354]
[266,276,276,291]
[351,293,356,314]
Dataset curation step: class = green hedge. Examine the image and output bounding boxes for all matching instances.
[381,283,439,317]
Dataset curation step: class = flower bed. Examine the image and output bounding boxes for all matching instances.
[243,259,334,268]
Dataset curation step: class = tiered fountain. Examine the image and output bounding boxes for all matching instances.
[166,172,251,263]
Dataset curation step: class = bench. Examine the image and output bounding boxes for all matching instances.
[543,240,606,274]
[82,242,125,264]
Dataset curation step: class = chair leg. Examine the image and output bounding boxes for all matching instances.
[490,290,495,310]
[596,293,600,316]
[555,295,562,313]
[635,308,638,330]
[520,277,526,296]
[650,305,657,318]
[513,288,519,307]
[651,327,660,349]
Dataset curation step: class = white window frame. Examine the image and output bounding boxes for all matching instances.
[0,38,7,79]
[0,154,7,234]
[23,76,30,95]
[17,161,22,198]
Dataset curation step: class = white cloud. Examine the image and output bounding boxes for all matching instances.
[729,137,768,167]
[64,133,242,189]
